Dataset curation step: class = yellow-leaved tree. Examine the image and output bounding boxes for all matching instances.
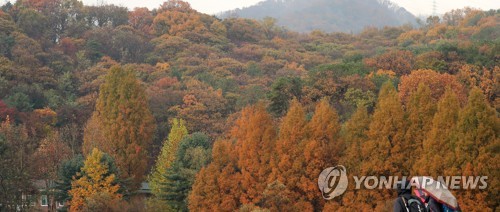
[68,148,122,212]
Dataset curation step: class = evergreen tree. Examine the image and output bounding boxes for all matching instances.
[160,132,211,211]
[149,118,188,196]
[55,155,84,212]
[268,77,302,117]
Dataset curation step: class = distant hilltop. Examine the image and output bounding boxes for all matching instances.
[219,0,417,33]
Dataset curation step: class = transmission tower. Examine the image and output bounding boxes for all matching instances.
[432,0,437,16]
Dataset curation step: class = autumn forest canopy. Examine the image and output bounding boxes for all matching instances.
[0,0,498,211]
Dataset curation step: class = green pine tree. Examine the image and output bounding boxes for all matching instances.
[160,133,211,211]
[149,119,188,199]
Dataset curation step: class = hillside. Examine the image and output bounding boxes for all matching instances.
[220,0,417,33]
[0,0,498,211]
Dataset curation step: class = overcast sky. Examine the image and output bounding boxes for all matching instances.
[5,0,498,16]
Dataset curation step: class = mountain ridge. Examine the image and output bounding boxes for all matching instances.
[219,0,417,33]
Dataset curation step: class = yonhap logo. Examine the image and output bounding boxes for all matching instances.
[318,165,348,200]
[317,165,488,201]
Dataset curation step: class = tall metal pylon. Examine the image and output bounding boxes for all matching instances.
[432,0,437,16]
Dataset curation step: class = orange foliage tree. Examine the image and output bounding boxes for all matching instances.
[270,99,311,209]
[359,82,407,210]
[404,83,436,161]
[189,99,343,211]
[301,98,341,208]
[453,88,499,211]
[334,106,372,210]
[365,50,415,76]
[82,65,155,188]
[188,140,241,211]
[412,88,461,177]
[233,104,277,205]
[189,104,276,210]
[399,69,467,105]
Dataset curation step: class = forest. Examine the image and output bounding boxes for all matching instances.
[0,0,498,211]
